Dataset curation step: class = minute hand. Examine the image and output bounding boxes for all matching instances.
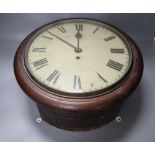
[47,31,76,50]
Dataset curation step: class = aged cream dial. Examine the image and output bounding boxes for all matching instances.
[25,19,132,97]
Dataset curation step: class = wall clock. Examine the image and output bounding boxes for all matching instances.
[14,18,143,131]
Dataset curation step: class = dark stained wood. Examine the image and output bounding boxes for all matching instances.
[14,19,144,131]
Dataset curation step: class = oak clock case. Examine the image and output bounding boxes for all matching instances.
[14,19,143,131]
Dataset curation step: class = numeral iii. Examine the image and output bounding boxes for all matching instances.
[110,48,125,53]
[107,60,123,71]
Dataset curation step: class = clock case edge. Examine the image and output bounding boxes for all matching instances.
[14,18,144,131]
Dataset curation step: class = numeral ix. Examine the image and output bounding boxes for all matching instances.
[33,58,48,70]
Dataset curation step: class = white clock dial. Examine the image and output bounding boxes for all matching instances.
[25,19,132,97]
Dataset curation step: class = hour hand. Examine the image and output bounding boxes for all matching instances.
[47,31,77,50]
[75,25,83,53]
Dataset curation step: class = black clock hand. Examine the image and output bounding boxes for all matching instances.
[75,31,82,53]
[47,31,77,50]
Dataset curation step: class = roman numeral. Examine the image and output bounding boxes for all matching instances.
[33,58,48,70]
[97,72,107,83]
[42,35,53,40]
[46,70,61,84]
[57,26,67,33]
[104,36,116,41]
[75,24,83,32]
[32,48,46,52]
[74,76,82,89]
[93,27,99,34]
[110,48,125,53]
[107,60,123,71]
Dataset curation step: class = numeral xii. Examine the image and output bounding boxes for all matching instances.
[75,24,83,31]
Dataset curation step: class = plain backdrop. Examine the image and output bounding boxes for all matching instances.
[0,13,155,141]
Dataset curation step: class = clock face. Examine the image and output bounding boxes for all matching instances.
[24,19,133,98]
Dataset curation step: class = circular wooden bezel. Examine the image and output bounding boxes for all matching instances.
[14,19,143,116]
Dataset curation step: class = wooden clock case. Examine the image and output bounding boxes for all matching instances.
[14,19,143,131]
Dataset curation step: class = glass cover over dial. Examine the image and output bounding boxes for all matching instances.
[25,19,133,97]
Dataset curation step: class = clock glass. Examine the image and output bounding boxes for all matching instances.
[24,19,133,97]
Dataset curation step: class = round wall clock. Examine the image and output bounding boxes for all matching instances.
[14,18,143,131]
